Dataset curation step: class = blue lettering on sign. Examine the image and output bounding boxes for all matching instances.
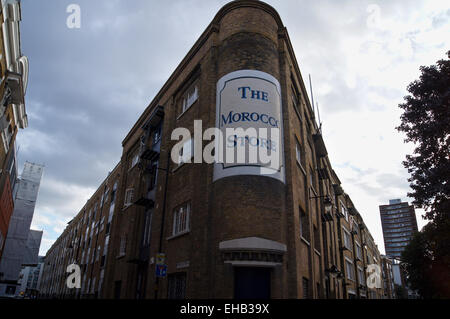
[221,111,279,128]
[238,86,269,102]
[226,135,277,152]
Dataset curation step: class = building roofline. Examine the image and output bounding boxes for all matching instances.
[121,0,285,147]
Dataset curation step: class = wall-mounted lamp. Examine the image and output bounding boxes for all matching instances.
[325,265,340,275]
[310,194,333,215]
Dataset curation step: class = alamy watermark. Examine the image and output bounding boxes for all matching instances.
[366,264,382,289]
[170,120,281,175]
[66,263,81,289]
[66,4,81,29]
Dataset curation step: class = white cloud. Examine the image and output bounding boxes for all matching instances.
[21,0,447,256]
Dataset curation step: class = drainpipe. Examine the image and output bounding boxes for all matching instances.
[154,150,170,299]
[335,198,347,299]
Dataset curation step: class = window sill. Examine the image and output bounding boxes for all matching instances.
[122,204,132,211]
[300,237,310,246]
[293,104,302,123]
[167,230,190,241]
[176,100,197,121]
[128,162,139,172]
[296,160,306,176]
[172,162,187,173]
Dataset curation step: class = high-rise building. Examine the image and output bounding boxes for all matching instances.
[0,161,44,296]
[0,0,30,262]
[17,255,45,298]
[40,0,387,299]
[379,199,418,259]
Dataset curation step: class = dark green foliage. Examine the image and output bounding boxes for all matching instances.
[398,51,450,298]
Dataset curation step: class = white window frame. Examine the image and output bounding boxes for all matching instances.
[341,202,348,221]
[342,226,352,251]
[124,188,134,206]
[356,242,362,260]
[178,138,194,165]
[345,257,355,281]
[291,87,299,112]
[172,202,191,236]
[358,266,365,285]
[118,234,127,257]
[295,140,302,165]
[130,153,139,169]
[181,82,198,114]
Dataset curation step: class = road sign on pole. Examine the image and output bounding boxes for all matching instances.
[156,253,166,265]
[156,264,167,278]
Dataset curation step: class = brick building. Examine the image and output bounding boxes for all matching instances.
[40,0,386,299]
[0,0,29,262]
[39,163,121,298]
[381,255,396,299]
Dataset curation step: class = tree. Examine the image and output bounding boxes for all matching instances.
[397,51,450,298]
[397,51,450,222]
[402,223,450,298]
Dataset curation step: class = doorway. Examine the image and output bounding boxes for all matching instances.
[234,267,271,299]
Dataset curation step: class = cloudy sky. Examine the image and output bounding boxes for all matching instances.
[17,0,449,255]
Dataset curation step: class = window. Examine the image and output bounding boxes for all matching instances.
[142,210,153,246]
[91,277,96,294]
[291,85,300,113]
[103,235,109,256]
[153,124,162,145]
[295,141,302,165]
[110,182,118,204]
[358,267,365,285]
[100,216,105,232]
[178,138,193,165]
[356,242,363,260]
[345,258,355,281]
[114,281,122,299]
[87,278,91,293]
[309,166,314,188]
[149,161,159,190]
[341,203,348,221]
[99,269,105,293]
[168,273,187,299]
[348,291,357,299]
[342,227,352,251]
[173,203,191,236]
[93,204,98,220]
[302,277,309,299]
[351,220,358,235]
[314,226,321,253]
[130,153,139,169]
[96,245,100,262]
[181,81,198,114]
[124,188,134,206]
[103,188,109,205]
[119,234,127,257]
[299,207,310,242]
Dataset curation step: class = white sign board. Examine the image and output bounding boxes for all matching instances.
[213,70,285,184]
